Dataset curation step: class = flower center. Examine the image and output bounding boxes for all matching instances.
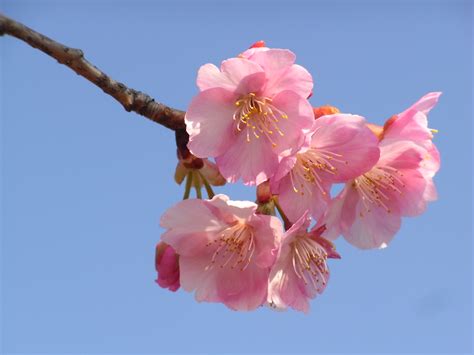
[289,148,347,196]
[233,93,288,147]
[205,222,255,271]
[291,235,328,289]
[352,166,405,215]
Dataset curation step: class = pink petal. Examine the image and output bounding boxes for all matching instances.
[420,143,440,178]
[392,168,427,217]
[209,196,258,222]
[283,210,312,238]
[175,217,275,310]
[268,252,311,313]
[215,127,280,185]
[345,198,402,249]
[378,140,424,170]
[270,90,315,156]
[185,88,237,158]
[215,263,269,311]
[160,198,227,256]
[249,214,283,268]
[271,155,298,186]
[383,111,432,145]
[179,254,221,302]
[220,58,266,95]
[197,58,266,95]
[239,46,269,60]
[277,172,330,222]
[180,249,270,311]
[317,195,345,241]
[383,92,442,146]
[248,48,314,98]
[197,63,235,92]
[264,63,313,99]
[401,92,442,116]
[310,114,380,182]
[249,48,296,80]
[423,178,438,202]
[320,186,359,241]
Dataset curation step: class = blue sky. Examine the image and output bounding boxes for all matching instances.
[1,0,472,353]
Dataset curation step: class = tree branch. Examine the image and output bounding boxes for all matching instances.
[0,13,186,131]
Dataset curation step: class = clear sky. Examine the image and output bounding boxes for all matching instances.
[1,0,472,353]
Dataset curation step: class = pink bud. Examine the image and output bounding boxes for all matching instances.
[313,105,340,119]
[249,40,266,48]
[155,242,180,292]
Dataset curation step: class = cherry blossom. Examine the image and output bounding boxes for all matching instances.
[382,92,442,201]
[185,48,314,185]
[271,114,380,222]
[322,140,428,249]
[160,194,283,311]
[268,212,340,313]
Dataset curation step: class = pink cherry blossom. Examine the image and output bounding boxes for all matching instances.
[155,242,180,292]
[185,49,314,185]
[382,92,442,201]
[322,140,428,249]
[268,212,340,313]
[160,194,283,311]
[271,114,380,222]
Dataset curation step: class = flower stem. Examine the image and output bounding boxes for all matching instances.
[183,171,193,200]
[199,171,215,199]
[273,196,292,230]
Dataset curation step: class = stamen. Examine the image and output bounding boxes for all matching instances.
[291,235,328,290]
[288,148,347,196]
[353,165,405,215]
[233,93,288,147]
[205,222,255,271]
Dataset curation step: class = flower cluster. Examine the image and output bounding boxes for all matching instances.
[155,42,441,313]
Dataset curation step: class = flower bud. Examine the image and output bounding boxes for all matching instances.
[155,242,180,292]
[313,105,340,119]
[249,40,266,48]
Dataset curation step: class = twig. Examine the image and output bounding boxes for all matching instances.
[0,13,186,131]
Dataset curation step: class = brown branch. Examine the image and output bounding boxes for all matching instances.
[0,13,186,131]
